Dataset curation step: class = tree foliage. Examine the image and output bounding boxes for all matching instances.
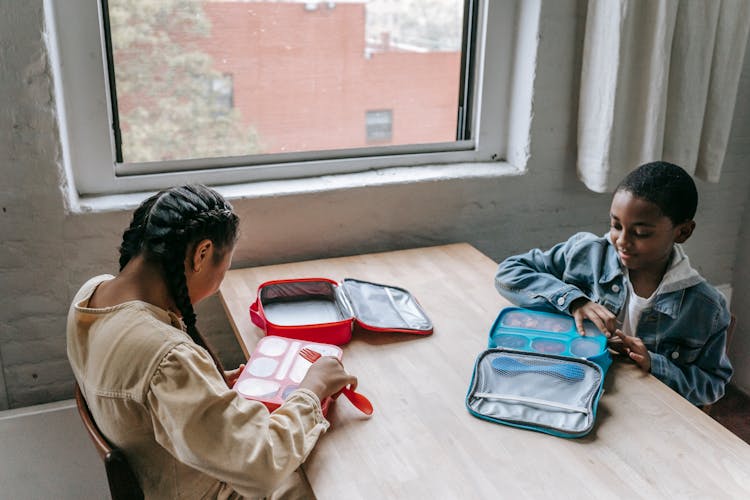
[108,0,260,162]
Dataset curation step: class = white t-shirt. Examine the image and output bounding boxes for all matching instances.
[620,277,655,336]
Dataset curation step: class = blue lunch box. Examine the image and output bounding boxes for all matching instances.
[466,307,612,438]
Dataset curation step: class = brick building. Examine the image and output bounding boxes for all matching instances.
[197,1,461,154]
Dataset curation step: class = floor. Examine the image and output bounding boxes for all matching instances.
[708,383,750,444]
[0,400,109,499]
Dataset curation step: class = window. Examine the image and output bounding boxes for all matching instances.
[46,0,517,196]
[210,74,234,115]
[365,109,393,143]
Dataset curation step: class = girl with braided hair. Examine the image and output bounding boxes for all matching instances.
[67,185,355,499]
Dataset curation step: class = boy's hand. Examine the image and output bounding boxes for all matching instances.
[570,298,616,336]
[611,329,651,373]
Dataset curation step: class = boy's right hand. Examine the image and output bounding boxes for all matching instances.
[299,356,358,402]
[570,298,616,336]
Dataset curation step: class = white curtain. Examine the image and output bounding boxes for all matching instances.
[577,0,750,193]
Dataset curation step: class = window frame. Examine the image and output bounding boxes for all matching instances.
[45,0,517,196]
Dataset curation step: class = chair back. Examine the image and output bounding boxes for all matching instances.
[74,382,144,500]
[701,314,737,415]
[726,314,737,348]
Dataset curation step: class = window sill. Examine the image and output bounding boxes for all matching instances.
[74,161,522,213]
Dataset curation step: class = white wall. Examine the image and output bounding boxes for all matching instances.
[1,0,749,409]
[728,58,750,391]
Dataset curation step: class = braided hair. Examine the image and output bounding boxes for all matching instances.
[119,185,239,377]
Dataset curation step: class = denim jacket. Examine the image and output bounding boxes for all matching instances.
[494,232,733,406]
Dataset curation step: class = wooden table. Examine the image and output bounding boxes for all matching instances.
[219,243,750,498]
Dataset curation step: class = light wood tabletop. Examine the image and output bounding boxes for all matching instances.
[218,243,750,499]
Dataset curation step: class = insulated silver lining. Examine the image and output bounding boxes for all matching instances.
[261,281,349,326]
[342,279,432,331]
[467,350,601,435]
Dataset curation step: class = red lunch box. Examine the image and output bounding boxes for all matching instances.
[249,277,433,345]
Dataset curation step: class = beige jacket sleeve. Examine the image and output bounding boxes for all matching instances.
[147,342,329,498]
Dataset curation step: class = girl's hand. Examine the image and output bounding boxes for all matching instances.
[612,329,651,372]
[299,356,358,401]
[570,298,616,336]
[224,364,245,387]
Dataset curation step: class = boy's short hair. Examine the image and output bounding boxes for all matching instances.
[616,161,698,224]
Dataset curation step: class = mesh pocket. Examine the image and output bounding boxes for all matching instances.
[491,355,586,382]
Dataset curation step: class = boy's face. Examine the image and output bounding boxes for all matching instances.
[608,190,694,275]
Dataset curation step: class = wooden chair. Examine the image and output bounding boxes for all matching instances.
[702,314,737,415]
[74,383,144,500]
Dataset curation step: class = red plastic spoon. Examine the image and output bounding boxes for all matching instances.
[298,348,374,415]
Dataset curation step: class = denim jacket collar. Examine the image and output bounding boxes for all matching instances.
[598,236,703,320]
[651,290,684,319]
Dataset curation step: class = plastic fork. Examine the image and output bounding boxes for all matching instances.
[298,348,374,415]
[491,356,586,382]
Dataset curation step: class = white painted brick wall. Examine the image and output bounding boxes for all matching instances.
[1,1,748,409]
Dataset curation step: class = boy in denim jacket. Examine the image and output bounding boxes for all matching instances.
[495,161,733,406]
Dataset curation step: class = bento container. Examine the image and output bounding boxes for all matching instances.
[249,277,433,345]
[488,307,608,361]
[233,336,343,415]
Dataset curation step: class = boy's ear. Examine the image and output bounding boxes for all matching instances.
[674,220,695,243]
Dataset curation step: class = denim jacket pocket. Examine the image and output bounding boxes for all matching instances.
[660,339,702,365]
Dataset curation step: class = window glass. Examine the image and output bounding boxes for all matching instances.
[105,0,466,164]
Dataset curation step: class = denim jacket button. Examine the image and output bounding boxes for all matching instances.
[611,284,620,293]
[557,297,565,306]
[671,351,679,360]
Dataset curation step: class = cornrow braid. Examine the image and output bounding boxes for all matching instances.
[118,193,161,271]
[125,185,239,385]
